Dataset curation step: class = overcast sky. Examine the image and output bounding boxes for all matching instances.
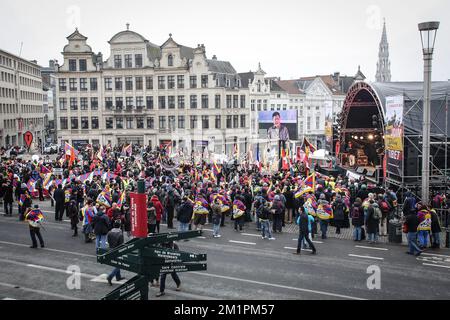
[1,0,448,81]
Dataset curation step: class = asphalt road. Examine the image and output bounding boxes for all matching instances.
[0,200,449,300]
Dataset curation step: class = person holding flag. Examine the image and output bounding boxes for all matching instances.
[26,205,45,249]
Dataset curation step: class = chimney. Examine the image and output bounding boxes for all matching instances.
[49,60,55,69]
[31,60,37,64]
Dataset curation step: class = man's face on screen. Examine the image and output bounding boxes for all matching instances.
[273,115,281,128]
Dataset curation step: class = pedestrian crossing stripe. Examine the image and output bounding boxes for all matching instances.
[90,274,126,284]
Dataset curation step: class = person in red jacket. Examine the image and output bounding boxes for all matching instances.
[151,195,164,233]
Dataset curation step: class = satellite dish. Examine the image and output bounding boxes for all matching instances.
[32,155,39,162]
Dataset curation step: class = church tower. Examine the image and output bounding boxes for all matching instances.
[375,19,391,82]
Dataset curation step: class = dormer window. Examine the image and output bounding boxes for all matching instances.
[226,78,230,87]
[168,54,173,67]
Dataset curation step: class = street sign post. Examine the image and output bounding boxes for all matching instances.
[97,231,207,300]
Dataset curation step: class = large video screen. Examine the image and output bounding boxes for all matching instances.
[258,110,298,141]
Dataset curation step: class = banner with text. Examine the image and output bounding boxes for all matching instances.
[324,101,333,153]
[384,95,404,177]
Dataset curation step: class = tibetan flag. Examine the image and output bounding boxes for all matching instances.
[117,191,126,209]
[122,144,132,157]
[78,172,92,183]
[212,161,221,176]
[304,172,316,190]
[26,209,44,222]
[40,165,51,175]
[303,137,317,160]
[19,194,27,207]
[232,199,246,219]
[97,187,112,208]
[26,179,37,193]
[43,174,53,190]
[97,145,104,161]
[64,142,78,167]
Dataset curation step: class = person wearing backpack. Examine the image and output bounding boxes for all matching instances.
[378,194,390,236]
[271,195,285,233]
[258,202,275,240]
[351,198,365,241]
[253,191,266,231]
[295,206,317,255]
[332,194,347,234]
[366,200,381,244]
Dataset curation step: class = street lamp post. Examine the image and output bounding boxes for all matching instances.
[419,21,440,205]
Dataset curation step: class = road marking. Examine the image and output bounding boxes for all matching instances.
[202,229,213,232]
[0,281,81,300]
[64,220,71,223]
[0,241,96,258]
[2,298,17,300]
[422,263,450,269]
[190,272,366,300]
[90,273,126,284]
[228,240,256,246]
[284,246,312,252]
[422,252,450,258]
[197,236,206,239]
[242,233,262,238]
[355,245,388,251]
[292,239,323,244]
[348,254,384,261]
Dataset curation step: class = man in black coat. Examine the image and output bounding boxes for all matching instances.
[296,207,316,255]
[3,182,14,216]
[177,197,193,232]
[53,184,65,221]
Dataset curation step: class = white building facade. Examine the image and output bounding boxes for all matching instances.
[0,49,45,148]
[56,28,251,157]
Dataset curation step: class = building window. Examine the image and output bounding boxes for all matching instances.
[106,118,113,129]
[146,96,154,109]
[80,98,88,110]
[168,54,173,67]
[114,55,122,68]
[233,115,239,128]
[136,96,144,108]
[263,100,268,111]
[226,78,230,87]
[115,77,123,91]
[226,116,232,129]
[166,76,175,89]
[189,76,197,88]
[190,95,197,109]
[126,97,134,108]
[60,117,68,130]
[240,95,246,108]
[116,117,123,129]
[104,78,112,91]
[283,104,287,110]
[71,117,78,129]
[215,95,221,109]
[116,97,123,109]
[240,115,246,128]
[135,77,143,91]
[69,78,77,91]
[215,115,221,129]
[126,117,133,129]
[168,96,175,109]
[92,117,99,129]
[90,78,98,91]
[59,78,67,91]
[168,116,176,130]
[178,96,185,109]
[190,115,198,129]
[201,95,208,109]
[69,59,77,71]
[105,97,113,110]
[147,117,154,129]
[201,75,208,88]
[125,54,132,68]
[59,98,67,111]
[202,115,209,129]
[178,116,185,129]
[80,78,87,91]
[136,117,144,129]
[158,76,165,90]
[146,76,153,90]
[158,96,166,109]
[226,95,232,109]
[251,100,255,111]
[177,75,184,89]
[159,116,166,129]
[125,77,133,91]
[81,117,89,129]
[70,98,78,111]
[135,54,143,68]
[79,59,87,72]
[91,97,98,110]
[233,95,239,108]
[316,116,320,129]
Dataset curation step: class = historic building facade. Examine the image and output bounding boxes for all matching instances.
[56,27,251,156]
[0,49,45,148]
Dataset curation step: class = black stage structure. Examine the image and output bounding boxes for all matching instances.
[338,81,450,201]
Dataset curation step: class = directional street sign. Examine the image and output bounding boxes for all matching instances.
[98,230,207,300]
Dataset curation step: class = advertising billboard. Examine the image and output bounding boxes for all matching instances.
[384,95,404,177]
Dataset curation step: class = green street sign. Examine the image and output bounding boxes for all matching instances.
[146,263,207,275]
[103,258,142,274]
[103,275,149,300]
[141,247,207,263]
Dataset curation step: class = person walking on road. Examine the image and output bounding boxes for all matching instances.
[177,196,193,233]
[66,200,79,237]
[211,197,222,238]
[366,200,381,244]
[2,182,13,216]
[295,207,317,255]
[53,184,65,221]
[25,205,45,249]
[156,241,182,297]
[404,211,423,256]
[151,195,163,234]
[271,195,284,233]
[258,202,275,240]
[106,220,126,286]
[92,206,110,250]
